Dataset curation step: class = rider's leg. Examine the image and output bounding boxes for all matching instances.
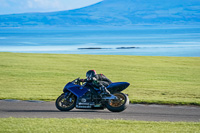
[99,86,111,97]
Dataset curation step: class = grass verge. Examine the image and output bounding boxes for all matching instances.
[0,118,200,133]
[0,52,200,105]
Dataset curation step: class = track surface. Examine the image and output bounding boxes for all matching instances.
[0,100,200,122]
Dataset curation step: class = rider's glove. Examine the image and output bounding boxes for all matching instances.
[92,77,97,81]
[80,79,85,82]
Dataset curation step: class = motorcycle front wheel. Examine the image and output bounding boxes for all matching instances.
[55,93,76,111]
[105,93,129,112]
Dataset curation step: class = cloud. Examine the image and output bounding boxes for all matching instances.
[30,0,62,9]
[0,0,102,15]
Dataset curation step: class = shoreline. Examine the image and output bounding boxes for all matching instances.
[1,51,200,58]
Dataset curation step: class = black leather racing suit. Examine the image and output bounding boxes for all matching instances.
[82,74,112,95]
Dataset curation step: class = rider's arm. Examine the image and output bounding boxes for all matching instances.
[92,77,104,88]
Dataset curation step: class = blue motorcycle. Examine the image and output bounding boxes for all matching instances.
[55,78,130,112]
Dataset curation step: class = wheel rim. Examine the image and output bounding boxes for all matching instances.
[58,95,75,108]
[108,93,126,107]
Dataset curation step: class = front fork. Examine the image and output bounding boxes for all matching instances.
[64,92,72,102]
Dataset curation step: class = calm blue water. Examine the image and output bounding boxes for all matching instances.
[0,26,200,57]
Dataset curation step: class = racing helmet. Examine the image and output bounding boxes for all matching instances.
[86,70,96,81]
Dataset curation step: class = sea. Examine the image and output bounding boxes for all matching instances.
[0,26,200,57]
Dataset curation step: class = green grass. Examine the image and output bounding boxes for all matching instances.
[0,52,200,105]
[0,118,199,133]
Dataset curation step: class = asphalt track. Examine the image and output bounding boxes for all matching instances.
[0,100,200,122]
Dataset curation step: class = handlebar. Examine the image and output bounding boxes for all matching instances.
[72,78,86,85]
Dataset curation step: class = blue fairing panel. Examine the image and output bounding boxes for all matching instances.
[107,82,130,92]
[63,82,88,97]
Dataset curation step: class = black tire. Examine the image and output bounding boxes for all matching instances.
[55,93,76,111]
[105,93,129,112]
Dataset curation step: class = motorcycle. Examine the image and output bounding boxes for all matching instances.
[55,78,130,112]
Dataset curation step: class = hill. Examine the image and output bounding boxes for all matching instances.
[0,0,200,27]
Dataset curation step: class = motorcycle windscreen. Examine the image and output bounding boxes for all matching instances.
[64,82,88,97]
[107,82,130,93]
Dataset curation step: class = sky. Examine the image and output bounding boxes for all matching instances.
[0,0,103,15]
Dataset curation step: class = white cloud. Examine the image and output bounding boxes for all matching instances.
[0,0,103,15]
[27,0,34,8]
[32,0,60,8]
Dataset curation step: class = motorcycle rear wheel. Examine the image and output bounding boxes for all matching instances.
[105,93,129,112]
[55,93,76,111]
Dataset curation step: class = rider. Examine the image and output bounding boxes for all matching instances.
[81,70,112,97]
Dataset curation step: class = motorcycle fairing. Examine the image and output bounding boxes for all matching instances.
[63,82,88,97]
[107,82,130,93]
